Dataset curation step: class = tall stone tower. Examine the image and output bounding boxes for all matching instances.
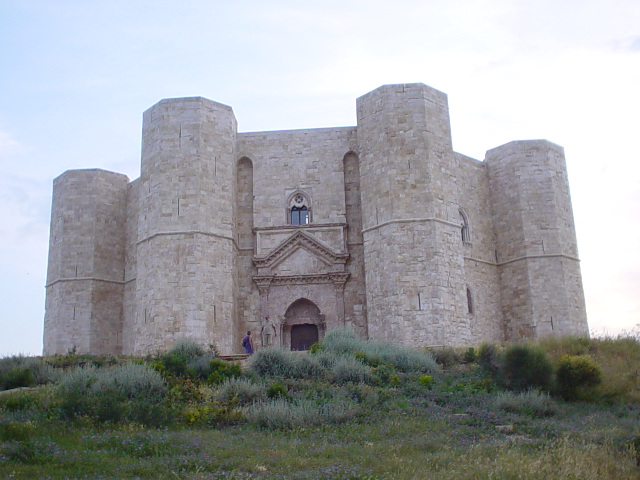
[486,140,588,339]
[44,169,128,354]
[357,84,470,346]
[133,97,238,354]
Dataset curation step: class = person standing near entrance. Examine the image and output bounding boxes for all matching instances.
[242,331,254,355]
[261,315,277,347]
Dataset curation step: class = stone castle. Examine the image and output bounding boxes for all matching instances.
[43,83,589,356]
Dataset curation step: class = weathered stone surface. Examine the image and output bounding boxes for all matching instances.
[43,83,589,355]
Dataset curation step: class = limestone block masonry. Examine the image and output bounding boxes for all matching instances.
[43,83,589,355]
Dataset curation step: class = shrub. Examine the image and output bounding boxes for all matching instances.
[57,364,168,425]
[0,391,38,412]
[0,356,61,391]
[246,398,359,429]
[556,354,603,401]
[93,363,167,400]
[330,357,371,385]
[207,359,242,384]
[418,375,433,388]
[315,351,340,369]
[1,368,34,390]
[267,381,290,400]
[187,356,216,380]
[216,377,268,405]
[502,344,553,392]
[157,339,208,378]
[430,347,460,367]
[463,347,477,364]
[181,403,244,426]
[0,419,33,442]
[321,328,438,373]
[317,329,363,355]
[249,348,324,379]
[537,336,592,359]
[354,351,382,368]
[477,343,501,378]
[371,364,398,386]
[168,378,204,404]
[496,389,557,417]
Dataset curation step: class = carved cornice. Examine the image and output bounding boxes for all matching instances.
[253,272,350,288]
[253,230,349,269]
[329,272,350,286]
[254,276,273,295]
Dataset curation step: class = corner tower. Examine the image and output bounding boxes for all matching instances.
[486,140,588,339]
[357,84,470,346]
[134,97,238,354]
[44,169,128,355]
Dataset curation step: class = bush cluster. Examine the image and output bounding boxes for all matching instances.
[250,330,436,389]
[556,354,602,401]
[496,389,557,417]
[215,377,267,406]
[246,398,360,430]
[473,341,610,402]
[57,363,169,425]
[0,356,61,391]
[319,329,439,373]
[477,343,502,378]
[152,340,242,386]
[249,348,325,379]
[155,340,209,378]
[502,344,554,392]
[430,347,461,367]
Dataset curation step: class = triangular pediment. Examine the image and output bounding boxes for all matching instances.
[253,230,348,270]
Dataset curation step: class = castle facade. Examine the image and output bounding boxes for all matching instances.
[43,83,589,355]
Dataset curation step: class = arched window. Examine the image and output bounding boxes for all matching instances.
[288,192,311,225]
[291,205,309,225]
[459,209,470,243]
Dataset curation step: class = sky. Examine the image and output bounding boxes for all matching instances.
[0,0,638,356]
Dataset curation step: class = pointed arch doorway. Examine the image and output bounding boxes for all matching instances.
[284,298,325,351]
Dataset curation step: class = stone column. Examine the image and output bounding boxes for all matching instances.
[330,273,350,326]
[254,276,272,345]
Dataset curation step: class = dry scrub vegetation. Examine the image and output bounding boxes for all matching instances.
[1,329,639,479]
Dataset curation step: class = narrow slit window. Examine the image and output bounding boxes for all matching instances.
[460,209,470,243]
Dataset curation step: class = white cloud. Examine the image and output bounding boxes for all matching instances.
[0,130,27,157]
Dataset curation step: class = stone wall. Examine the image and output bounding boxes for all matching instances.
[121,179,139,354]
[237,127,357,228]
[456,153,504,342]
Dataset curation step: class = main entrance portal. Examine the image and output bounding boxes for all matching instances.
[283,298,325,351]
[291,324,318,351]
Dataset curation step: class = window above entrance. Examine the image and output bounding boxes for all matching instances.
[288,191,312,225]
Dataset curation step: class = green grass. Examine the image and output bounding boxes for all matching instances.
[1,333,640,479]
[2,397,639,479]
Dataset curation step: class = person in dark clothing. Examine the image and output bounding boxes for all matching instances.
[242,330,254,355]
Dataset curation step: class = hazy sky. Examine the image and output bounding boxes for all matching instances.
[1,0,638,355]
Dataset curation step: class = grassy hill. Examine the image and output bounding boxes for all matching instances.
[1,329,639,479]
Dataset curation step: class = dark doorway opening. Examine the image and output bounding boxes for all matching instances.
[290,324,318,351]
